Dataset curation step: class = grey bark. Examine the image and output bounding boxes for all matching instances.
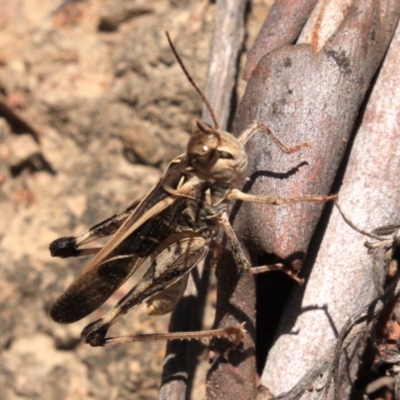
[257,1,400,398]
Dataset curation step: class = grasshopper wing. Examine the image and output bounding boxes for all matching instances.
[50,157,190,324]
[49,199,141,258]
[80,236,208,343]
[122,236,207,309]
[50,199,186,323]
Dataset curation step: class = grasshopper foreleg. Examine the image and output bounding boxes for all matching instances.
[238,120,309,153]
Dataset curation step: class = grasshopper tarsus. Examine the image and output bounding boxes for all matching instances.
[285,142,310,154]
[223,323,247,345]
[49,236,79,258]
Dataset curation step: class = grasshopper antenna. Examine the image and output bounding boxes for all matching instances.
[165,31,219,130]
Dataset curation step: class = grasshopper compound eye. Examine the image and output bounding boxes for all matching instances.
[187,121,220,168]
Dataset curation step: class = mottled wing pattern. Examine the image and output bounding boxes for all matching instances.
[110,237,207,315]
[50,156,190,323]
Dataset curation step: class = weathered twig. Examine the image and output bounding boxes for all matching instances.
[160,1,248,399]
[159,269,211,400]
[201,0,248,130]
[269,346,334,399]
[243,0,319,80]
[262,273,400,400]
[260,2,400,397]
[325,274,400,399]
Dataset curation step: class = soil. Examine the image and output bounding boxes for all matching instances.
[0,1,270,399]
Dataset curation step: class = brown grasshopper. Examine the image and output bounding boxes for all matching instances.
[49,33,337,347]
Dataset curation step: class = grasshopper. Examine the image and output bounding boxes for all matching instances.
[49,33,337,347]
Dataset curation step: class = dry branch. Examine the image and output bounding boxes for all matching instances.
[258,1,400,398]
[160,1,248,399]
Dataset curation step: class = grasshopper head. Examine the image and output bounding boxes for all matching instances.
[187,121,248,183]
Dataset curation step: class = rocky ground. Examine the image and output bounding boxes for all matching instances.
[0,1,269,399]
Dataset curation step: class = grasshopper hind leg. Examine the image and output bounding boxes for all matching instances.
[146,273,190,315]
[97,324,246,347]
[78,237,216,343]
[80,236,247,348]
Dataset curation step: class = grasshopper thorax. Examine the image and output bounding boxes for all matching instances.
[187,121,248,184]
